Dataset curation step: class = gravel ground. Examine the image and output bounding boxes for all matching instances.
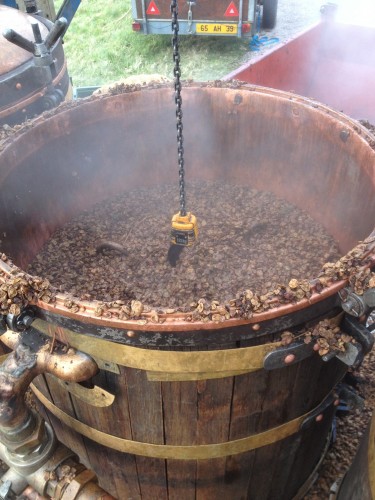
[259,0,322,41]
[304,349,375,500]
[243,0,322,62]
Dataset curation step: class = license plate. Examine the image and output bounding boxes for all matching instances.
[196,23,237,35]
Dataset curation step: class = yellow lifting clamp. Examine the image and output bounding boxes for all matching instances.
[167,0,198,266]
[170,212,198,246]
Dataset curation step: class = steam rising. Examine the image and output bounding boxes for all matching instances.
[335,0,375,27]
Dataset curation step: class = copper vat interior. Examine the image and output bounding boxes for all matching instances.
[0,85,374,284]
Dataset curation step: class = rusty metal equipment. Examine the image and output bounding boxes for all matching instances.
[0,6,70,126]
[0,327,115,499]
[223,14,375,123]
[0,83,374,498]
[9,0,57,21]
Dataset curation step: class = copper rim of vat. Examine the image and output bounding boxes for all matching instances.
[0,82,374,334]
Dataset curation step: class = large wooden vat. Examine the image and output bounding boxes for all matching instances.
[0,83,374,499]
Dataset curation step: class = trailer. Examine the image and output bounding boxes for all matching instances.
[131,0,278,37]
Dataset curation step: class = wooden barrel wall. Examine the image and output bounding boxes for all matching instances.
[31,322,347,500]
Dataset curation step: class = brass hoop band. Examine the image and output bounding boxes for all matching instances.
[34,319,282,379]
[31,383,329,460]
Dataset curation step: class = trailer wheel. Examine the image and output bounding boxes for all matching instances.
[262,0,278,29]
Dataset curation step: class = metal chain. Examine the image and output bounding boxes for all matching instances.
[171,0,186,216]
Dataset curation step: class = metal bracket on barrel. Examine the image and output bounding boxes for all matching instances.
[300,392,335,431]
[336,287,375,368]
[1,309,34,337]
[333,314,375,369]
[263,340,314,370]
[340,287,375,318]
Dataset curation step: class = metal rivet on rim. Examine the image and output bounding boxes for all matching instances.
[284,354,295,364]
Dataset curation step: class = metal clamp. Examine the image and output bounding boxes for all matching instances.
[340,288,366,317]
[187,1,196,34]
[334,342,362,367]
[337,383,365,412]
[300,392,335,431]
[335,314,375,369]
[342,315,374,354]
[339,287,375,318]
[263,340,314,370]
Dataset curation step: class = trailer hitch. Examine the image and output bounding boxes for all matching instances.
[187,0,196,34]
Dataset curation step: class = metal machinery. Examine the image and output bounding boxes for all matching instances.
[0,0,81,21]
[0,0,56,19]
[0,0,84,126]
[131,0,278,37]
[0,4,69,126]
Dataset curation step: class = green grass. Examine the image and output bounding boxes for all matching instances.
[54,0,250,87]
